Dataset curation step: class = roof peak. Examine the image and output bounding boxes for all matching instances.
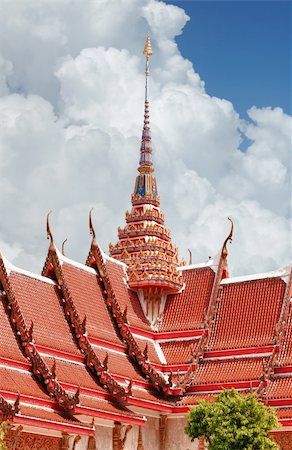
[220,264,291,285]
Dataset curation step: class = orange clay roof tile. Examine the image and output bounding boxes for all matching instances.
[159,267,215,332]
[207,278,285,351]
[40,356,104,393]
[190,358,266,385]
[133,336,161,364]
[176,392,216,406]
[61,263,122,345]
[0,296,27,363]
[105,260,150,330]
[0,366,49,400]
[275,408,292,419]
[87,346,147,382]
[160,340,200,365]
[266,377,292,399]
[17,404,91,427]
[8,272,80,356]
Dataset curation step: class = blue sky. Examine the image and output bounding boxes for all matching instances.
[0,0,290,276]
[165,0,291,119]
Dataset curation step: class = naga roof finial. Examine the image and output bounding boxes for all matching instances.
[89,208,97,245]
[62,238,68,256]
[46,210,56,252]
[222,217,234,259]
[89,208,96,240]
[188,249,193,265]
[46,210,53,241]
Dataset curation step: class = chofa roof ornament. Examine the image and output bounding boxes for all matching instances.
[46,210,56,252]
[222,217,234,260]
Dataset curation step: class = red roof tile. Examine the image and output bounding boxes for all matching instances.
[40,356,104,393]
[159,267,215,332]
[0,297,27,363]
[275,408,292,419]
[133,336,161,364]
[9,272,80,356]
[78,394,138,417]
[0,366,49,400]
[87,347,146,383]
[130,386,172,405]
[190,358,266,385]
[207,278,285,351]
[266,377,292,400]
[17,404,90,427]
[61,263,122,345]
[160,340,200,365]
[176,392,216,406]
[105,260,150,330]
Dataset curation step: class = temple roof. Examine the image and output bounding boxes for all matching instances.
[0,36,291,439]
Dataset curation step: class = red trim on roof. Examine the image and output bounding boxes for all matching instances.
[74,405,146,426]
[129,326,204,341]
[14,415,94,436]
[187,380,261,393]
[151,362,193,372]
[61,382,174,413]
[87,336,127,353]
[112,374,151,389]
[36,345,85,364]
[279,418,292,426]
[171,406,190,413]
[268,399,292,407]
[36,345,85,363]
[0,390,56,410]
[274,366,292,375]
[128,396,173,413]
[0,357,30,371]
[204,345,276,359]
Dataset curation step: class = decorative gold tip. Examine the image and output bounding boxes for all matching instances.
[143,34,153,58]
[61,238,68,256]
[46,210,53,242]
[188,249,193,265]
[89,208,96,239]
[222,217,234,259]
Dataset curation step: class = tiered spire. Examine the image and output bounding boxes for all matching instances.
[109,35,183,323]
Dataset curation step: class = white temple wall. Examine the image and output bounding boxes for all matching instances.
[139,416,160,450]
[67,416,200,449]
[164,417,199,450]
[94,424,113,450]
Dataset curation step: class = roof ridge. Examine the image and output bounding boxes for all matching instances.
[87,240,177,395]
[1,252,55,285]
[0,254,79,412]
[179,260,217,272]
[42,245,130,401]
[221,264,291,285]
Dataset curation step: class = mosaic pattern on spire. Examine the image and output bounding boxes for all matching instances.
[109,36,183,321]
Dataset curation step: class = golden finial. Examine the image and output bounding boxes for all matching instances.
[222,217,234,259]
[143,34,153,59]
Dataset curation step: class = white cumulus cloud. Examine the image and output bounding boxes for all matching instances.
[0,0,290,277]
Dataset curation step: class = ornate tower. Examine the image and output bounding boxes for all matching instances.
[109,35,183,324]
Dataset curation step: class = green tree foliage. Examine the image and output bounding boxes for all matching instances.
[185,389,279,450]
[0,421,8,450]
